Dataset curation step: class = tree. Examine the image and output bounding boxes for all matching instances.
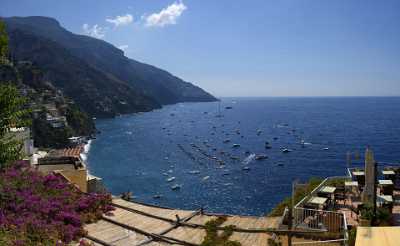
[0,20,8,64]
[0,84,30,167]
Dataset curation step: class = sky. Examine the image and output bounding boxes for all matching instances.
[1,0,400,97]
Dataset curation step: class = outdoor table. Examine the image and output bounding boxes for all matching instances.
[382,170,396,182]
[318,186,336,200]
[352,171,365,186]
[345,181,358,187]
[379,180,394,195]
[307,196,328,209]
[377,195,394,212]
[345,181,359,194]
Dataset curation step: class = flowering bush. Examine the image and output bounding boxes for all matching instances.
[0,161,114,245]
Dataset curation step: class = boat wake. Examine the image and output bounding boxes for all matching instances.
[242,153,256,165]
[80,139,92,162]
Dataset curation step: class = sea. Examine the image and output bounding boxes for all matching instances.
[86,97,400,216]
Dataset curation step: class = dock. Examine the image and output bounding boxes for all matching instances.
[81,198,282,246]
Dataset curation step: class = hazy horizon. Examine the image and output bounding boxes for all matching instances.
[2,0,400,97]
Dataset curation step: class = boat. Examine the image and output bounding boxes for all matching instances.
[223,139,231,143]
[323,147,329,150]
[153,194,162,199]
[188,170,200,174]
[171,184,181,190]
[257,129,262,136]
[232,144,240,148]
[255,154,268,160]
[273,137,278,140]
[202,176,210,181]
[242,166,250,171]
[225,106,233,109]
[167,177,176,182]
[282,148,291,153]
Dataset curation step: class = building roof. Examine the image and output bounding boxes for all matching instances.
[356,227,400,246]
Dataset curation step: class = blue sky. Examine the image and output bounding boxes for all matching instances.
[2,0,400,97]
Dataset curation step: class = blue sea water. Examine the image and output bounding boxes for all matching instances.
[87,97,400,216]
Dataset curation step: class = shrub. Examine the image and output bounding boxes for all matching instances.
[0,161,114,245]
[201,216,241,246]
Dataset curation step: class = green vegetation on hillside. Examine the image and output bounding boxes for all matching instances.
[268,177,323,216]
[0,21,8,62]
[0,84,30,167]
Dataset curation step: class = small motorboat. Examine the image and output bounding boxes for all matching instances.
[242,166,250,171]
[282,148,291,153]
[153,194,162,199]
[188,170,200,174]
[167,177,176,182]
[255,154,268,160]
[223,139,231,143]
[171,184,181,190]
[202,176,210,181]
[323,147,329,150]
[225,106,233,109]
[232,144,240,148]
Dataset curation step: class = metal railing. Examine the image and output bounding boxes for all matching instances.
[289,176,351,246]
[294,176,350,209]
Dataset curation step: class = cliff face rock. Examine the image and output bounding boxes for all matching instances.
[2,16,217,117]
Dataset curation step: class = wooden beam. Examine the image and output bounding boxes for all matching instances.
[135,210,202,246]
[102,216,199,246]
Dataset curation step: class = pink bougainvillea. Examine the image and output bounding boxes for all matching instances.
[0,161,114,245]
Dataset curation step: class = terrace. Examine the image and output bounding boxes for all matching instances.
[278,156,400,246]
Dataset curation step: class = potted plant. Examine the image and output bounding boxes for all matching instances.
[359,203,374,226]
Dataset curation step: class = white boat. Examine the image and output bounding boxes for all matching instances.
[202,176,210,181]
[153,194,162,199]
[171,184,181,190]
[323,147,329,150]
[188,170,200,174]
[282,148,291,153]
[232,144,240,148]
[167,177,176,182]
[242,166,250,171]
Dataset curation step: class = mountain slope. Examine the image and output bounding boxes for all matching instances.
[3,16,216,116]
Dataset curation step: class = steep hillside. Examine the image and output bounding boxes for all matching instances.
[3,16,216,117]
